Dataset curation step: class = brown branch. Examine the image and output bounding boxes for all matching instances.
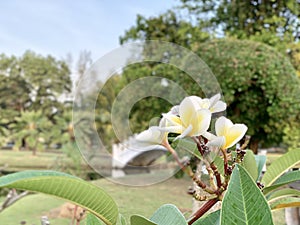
[188,198,219,225]
[192,137,204,156]
[0,189,28,212]
[221,149,229,175]
[210,163,222,188]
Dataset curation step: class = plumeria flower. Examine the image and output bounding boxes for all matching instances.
[189,93,226,113]
[132,118,168,151]
[206,116,248,150]
[162,96,212,140]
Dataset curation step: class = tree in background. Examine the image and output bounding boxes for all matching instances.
[119,1,300,152]
[179,0,300,74]
[120,10,210,47]
[10,110,51,155]
[194,39,300,152]
[0,51,72,150]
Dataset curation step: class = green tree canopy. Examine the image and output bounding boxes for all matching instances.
[0,51,72,146]
[194,39,300,151]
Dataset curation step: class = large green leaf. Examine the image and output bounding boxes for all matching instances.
[254,155,266,181]
[130,215,157,225]
[263,170,300,194]
[270,197,300,210]
[221,165,273,225]
[241,150,258,181]
[0,171,118,225]
[150,204,187,225]
[262,149,300,187]
[193,209,220,225]
[267,188,300,201]
[86,213,105,225]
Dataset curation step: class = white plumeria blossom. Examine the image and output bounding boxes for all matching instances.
[206,116,248,150]
[162,96,212,140]
[132,118,168,151]
[188,93,226,113]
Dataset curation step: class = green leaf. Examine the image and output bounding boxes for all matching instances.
[270,197,300,210]
[130,215,157,225]
[241,150,258,181]
[0,171,118,225]
[150,204,187,225]
[193,210,220,225]
[221,165,273,225]
[176,138,202,160]
[262,149,300,187]
[86,213,105,225]
[263,170,300,194]
[212,155,224,176]
[267,188,300,201]
[254,154,266,181]
[118,214,127,225]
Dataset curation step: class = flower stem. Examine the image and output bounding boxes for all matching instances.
[187,198,219,225]
[221,149,228,175]
[162,140,193,176]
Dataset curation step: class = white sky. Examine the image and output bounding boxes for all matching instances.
[0,0,177,61]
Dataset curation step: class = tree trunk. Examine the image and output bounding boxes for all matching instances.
[249,139,259,154]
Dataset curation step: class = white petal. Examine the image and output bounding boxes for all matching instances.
[136,126,163,144]
[199,98,210,109]
[189,96,203,106]
[136,129,153,142]
[210,101,226,113]
[224,124,248,149]
[168,105,179,115]
[191,109,212,136]
[174,124,193,141]
[207,136,226,148]
[202,131,217,141]
[215,116,233,137]
[209,93,221,107]
[162,113,182,126]
[179,97,198,126]
[159,125,183,134]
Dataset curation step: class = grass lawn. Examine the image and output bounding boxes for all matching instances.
[0,150,288,224]
[0,194,69,225]
[0,150,71,171]
[0,175,286,225]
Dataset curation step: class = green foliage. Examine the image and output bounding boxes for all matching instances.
[120,9,300,149]
[120,10,210,48]
[10,110,52,153]
[150,204,187,225]
[131,204,188,225]
[221,165,273,225]
[180,0,300,76]
[254,154,267,182]
[181,0,299,40]
[195,39,300,149]
[0,51,72,148]
[86,213,105,225]
[0,170,118,225]
[241,150,258,181]
[267,188,300,202]
[262,149,300,188]
[193,210,220,225]
[263,170,300,194]
[269,197,300,210]
[283,121,300,150]
[131,215,157,225]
